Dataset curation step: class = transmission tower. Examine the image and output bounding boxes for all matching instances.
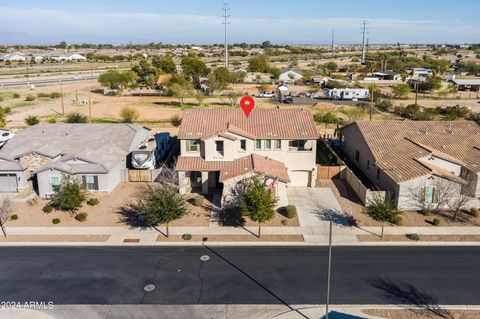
[222,3,230,68]
[361,20,368,65]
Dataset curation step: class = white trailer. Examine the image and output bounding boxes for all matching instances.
[324,88,370,100]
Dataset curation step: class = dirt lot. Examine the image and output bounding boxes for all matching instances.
[363,308,480,319]
[8,182,211,228]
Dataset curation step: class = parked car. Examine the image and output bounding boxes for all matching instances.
[0,130,14,148]
[259,91,275,98]
[281,97,294,104]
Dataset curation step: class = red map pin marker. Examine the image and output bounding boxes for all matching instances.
[240,96,255,118]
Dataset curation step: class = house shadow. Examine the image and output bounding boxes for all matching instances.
[369,276,454,319]
[218,207,246,227]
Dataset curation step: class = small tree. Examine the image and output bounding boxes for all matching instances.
[225,92,242,108]
[66,112,88,123]
[447,192,472,221]
[169,82,194,109]
[169,114,182,127]
[392,84,411,99]
[240,176,278,238]
[25,115,40,126]
[364,194,401,238]
[51,176,86,213]
[120,106,139,123]
[194,92,206,106]
[0,198,13,237]
[141,184,189,237]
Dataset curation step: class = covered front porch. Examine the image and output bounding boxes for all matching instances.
[179,170,223,195]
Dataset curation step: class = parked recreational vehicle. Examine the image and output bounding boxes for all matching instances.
[130,132,172,169]
[324,88,370,100]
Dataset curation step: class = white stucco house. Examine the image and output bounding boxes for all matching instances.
[279,69,303,83]
[340,121,480,210]
[176,108,319,208]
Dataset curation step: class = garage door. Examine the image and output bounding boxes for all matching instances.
[0,174,17,193]
[289,170,311,187]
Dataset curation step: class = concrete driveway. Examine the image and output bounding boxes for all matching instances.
[287,187,357,242]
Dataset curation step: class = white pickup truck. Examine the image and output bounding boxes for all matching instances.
[259,91,275,98]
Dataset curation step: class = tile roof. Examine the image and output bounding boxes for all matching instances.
[342,120,480,183]
[178,108,319,140]
[176,154,290,183]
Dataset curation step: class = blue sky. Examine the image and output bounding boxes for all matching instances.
[0,0,479,44]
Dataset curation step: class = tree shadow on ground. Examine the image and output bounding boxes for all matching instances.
[312,207,356,227]
[218,207,245,227]
[116,202,150,230]
[369,276,454,319]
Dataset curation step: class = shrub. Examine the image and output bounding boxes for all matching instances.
[0,97,3,102]
[285,205,297,218]
[37,92,50,98]
[42,204,53,213]
[467,208,479,218]
[25,94,36,101]
[52,218,61,224]
[419,208,431,216]
[406,233,420,241]
[120,106,139,123]
[10,214,18,220]
[66,112,88,123]
[48,118,56,123]
[392,215,403,225]
[182,233,192,240]
[49,92,61,99]
[169,114,182,127]
[87,198,99,206]
[281,219,288,226]
[13,93,20,98]
[74,212,88,222]
[194,195,205,206]
[51,177,86,212]
[432,218,441,226]
[25,115,40,126]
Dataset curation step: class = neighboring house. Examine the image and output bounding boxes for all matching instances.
[49,53,87,61]
[176,108,319,208]
[340,121,480,210]
[279,69,303,83]
[451,78,480,92]
[410,68,433,82]
[0,52,26,62]
[373,70,402,81]
[0,124,150,197]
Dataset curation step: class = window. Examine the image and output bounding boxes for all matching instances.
[376,168,380,180]
[240,140,246,151]
[275,139,282,150]
[255,139,261,150]
[355,150,360,162]
[265,139,272,150]
[82,175,98,191]
[422,187,439,204]
[289,140,307,151]
[190,171,202,184]
[367,160,370,170]
[188,140,199,152]
[215,140,224,155]
[50,176,61,192]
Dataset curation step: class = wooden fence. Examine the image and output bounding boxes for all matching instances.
[126,169,161,182]
[316,165,345,180]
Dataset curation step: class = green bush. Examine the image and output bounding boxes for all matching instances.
[66,112,88,123]
[406,233,420,241]
[169,114,182,127]
[182,233,192,240]
[392,215,403,225]
[51,177,86,212]
[37,92,50,98]
[52,218,61,224]
[10,214,18,220]
[48,118,56,123]
[49,92,61,99]
[467,208,479,218]
[87,198,99,206]
[285,205,297,218]
[13,93,20,98]
[281,219,288,225]
[74,213,88,222]
[42,205,53,213]
[0,97,3,102]
[194,195,205,206]
[25,115,40,126]
[25,94,36,101]
[432,218,441,226]
[419,208,431,216]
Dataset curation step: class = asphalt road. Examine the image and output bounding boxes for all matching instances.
[0,75,97,88]
[0,246,478,306]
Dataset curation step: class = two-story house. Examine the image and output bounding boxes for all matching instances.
[340,120,480,210]
[176,108,319,208]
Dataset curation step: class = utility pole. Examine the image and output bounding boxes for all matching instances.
[88,66,93,123]
[60,80,65,115]
[325,217,333,319]
[129,41,133,68]
[361,20,368,65]
[415,81,419,105]
[222,3,230,68]
[331,30,335,60]
[370,86,374,121]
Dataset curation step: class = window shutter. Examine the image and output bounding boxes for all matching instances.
[82,176,87,188]
[432,188,439,203]
[93,176,99,190]
[420,187,425,202]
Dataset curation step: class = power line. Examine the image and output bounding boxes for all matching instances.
[222,3,230,68]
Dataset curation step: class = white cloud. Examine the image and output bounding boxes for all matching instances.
[0,7,478,44]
